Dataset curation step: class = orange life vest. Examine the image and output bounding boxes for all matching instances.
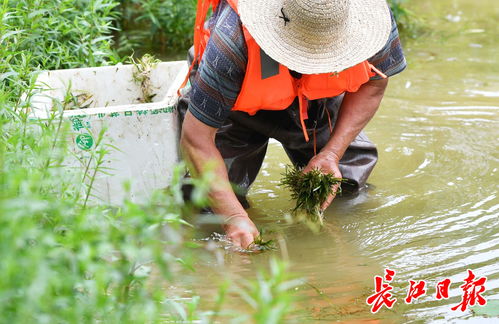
[180,0,387,141]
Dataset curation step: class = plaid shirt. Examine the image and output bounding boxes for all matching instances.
[187,0,407,128]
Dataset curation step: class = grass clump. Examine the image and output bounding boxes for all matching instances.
[60,85,94,110]
[249,235,276,252]
[248,229,276,252]
[281,165,343,228]
[130,54,160,103]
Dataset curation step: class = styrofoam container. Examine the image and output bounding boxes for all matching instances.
[30,61,188,205]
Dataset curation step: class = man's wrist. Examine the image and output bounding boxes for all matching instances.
[222,213,250,224]
[319,148,341,163]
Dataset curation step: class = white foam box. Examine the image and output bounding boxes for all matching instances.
[30,61,188,205]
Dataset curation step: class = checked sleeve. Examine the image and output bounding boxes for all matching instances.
[368,9,407,80]
[187,2,248,128]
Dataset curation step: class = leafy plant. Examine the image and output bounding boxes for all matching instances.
[0,1,198,322]
[115,0,197,57]
[0,0,120,75]
[236,258,302,324]
[281,165,343,228]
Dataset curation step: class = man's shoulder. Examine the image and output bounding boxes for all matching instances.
[206,0,248,65]
[186,0,248,129]
[210,1,243,40]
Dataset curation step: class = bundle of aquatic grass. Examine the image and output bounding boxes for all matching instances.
[281,165,343,228]
[248,232,276,252]
[130,54,161,103]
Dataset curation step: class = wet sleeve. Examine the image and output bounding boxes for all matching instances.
[368,9,407,80]
[187,4,248,128]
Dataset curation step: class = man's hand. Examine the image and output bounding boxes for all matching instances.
[223,215,260,250]
[303,150,342,211]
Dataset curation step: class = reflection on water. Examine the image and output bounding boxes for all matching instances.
[173,0,498,322]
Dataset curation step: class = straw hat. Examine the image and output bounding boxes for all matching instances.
[237,0,392,74]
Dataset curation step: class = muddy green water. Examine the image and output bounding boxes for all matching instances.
[172,0,499,322]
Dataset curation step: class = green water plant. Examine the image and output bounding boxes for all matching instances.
[248,229,276,252]
[281,165,343,227]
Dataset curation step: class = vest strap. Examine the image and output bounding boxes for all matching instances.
[297,82,310,142]
[227,0,238,12]
[369,63,387,79]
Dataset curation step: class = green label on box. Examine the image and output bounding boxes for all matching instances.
[76,133,94,150]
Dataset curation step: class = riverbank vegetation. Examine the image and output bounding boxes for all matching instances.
[0,0,299,322]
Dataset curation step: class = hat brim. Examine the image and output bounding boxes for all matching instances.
[238,0,392,74]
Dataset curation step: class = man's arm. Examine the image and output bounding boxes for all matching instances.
[303,78,389,209]
[180,110,259,249]
[305,7,407,209]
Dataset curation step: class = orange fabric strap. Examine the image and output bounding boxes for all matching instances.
[313,129,317,156]
[325,107,333,134]
[297,84,310,142]
[226,0,238,12]
[369,63,388,79]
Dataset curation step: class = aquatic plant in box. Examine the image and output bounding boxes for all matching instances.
[130,54,161,103]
